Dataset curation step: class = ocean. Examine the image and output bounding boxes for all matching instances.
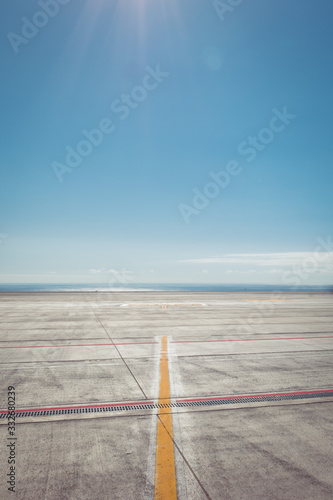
[0,283,332,292]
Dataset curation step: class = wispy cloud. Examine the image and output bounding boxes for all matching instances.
[179,252,333,269]
[89,268,134,276]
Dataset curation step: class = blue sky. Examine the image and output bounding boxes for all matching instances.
[1,0,332,285]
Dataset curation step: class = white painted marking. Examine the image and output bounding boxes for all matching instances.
[144,336,160,500]
[168,336,188,500]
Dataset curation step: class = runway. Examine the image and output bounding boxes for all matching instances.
[0,291,332,499]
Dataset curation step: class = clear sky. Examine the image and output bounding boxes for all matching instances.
[1,0,333,285]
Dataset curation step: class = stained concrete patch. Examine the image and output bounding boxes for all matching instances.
[172,352,333,399]
[0,359,151,407]
[178,404,333,500]
[0,416,152,500]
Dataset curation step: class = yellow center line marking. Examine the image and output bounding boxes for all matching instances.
[154,336,177,499]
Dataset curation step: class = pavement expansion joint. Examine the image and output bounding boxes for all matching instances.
[1,389,332,420]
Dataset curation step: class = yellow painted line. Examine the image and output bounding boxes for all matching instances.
[154,336,177,499]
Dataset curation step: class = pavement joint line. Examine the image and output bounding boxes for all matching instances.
[155,411,213,500]
[170,349,333,360]
[1,335,332,349]
[171,336,333,343]
[0,341,159,349]
[0,338,109,342]
[84,295,148,399]
[154,336,177,499]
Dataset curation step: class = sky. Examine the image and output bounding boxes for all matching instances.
[1,0,333,285]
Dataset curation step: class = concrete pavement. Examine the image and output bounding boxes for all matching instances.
[0,291,332,499]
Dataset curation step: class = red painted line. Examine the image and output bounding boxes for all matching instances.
[0,400,154,415]
[177,388,333,404]
[171,335,333,344]
[0,341,158,350]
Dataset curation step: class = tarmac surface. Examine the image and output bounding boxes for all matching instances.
[0,291,332,499]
